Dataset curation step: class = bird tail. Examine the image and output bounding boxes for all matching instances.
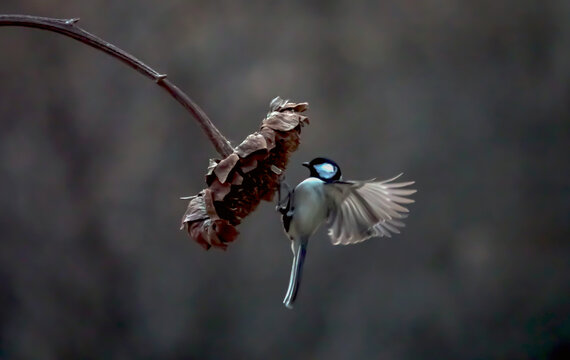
[283,239,307,309]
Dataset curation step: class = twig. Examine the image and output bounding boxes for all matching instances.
[0,14,234,157]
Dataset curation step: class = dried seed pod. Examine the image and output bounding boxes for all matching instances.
[180,97,309,250]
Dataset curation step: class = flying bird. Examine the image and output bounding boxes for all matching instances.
[276,157,416,309]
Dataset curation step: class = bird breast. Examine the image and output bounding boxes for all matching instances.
[290,178,329,238]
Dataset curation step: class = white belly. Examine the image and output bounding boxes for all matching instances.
[289,178,328,238]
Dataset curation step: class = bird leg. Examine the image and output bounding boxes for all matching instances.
[276,176,292,215]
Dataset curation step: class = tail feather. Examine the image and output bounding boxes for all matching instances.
[283,240,307,309]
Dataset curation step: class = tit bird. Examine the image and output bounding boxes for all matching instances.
[276,157,416,309]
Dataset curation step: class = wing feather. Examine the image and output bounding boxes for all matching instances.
[325,174,416,245]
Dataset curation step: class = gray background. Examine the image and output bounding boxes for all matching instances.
[1,0,569,359]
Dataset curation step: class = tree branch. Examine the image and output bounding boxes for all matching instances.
[0,14,234,157]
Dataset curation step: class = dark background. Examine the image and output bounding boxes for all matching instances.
[1,1,569,359]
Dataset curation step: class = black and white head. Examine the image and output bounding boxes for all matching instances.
[302,157,342,182]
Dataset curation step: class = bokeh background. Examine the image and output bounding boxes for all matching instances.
[1,1,569,359]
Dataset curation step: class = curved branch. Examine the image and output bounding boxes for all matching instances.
[0,14,234,157]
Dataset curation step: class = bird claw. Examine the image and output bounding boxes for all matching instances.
[276,177,292,214]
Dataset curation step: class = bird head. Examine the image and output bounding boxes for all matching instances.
[302,157,342,182]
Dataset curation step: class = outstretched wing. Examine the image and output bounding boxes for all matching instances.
[325,174,416,245]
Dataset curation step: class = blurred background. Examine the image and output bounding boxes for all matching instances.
[1,0,569,359]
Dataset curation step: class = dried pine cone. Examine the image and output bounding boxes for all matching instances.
[180,97,309,250]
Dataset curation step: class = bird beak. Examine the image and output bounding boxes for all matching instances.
[302,162,310,168]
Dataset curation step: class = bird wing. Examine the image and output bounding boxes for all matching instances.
[324,174,416,245]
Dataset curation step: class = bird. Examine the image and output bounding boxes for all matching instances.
[276,157,416,309]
